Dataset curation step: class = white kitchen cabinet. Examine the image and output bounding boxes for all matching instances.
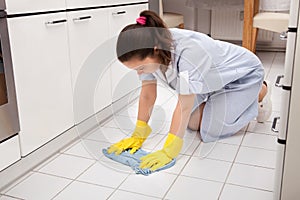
[65,0,106,9]
[109,3,148,101]
[0,135,21,171]
[7,12,74,156]
[67,8,112,123]
[5,0,66,15]
[65,0,147,9]
[106,0,149,6]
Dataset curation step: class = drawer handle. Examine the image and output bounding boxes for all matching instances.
[45,19,67,25]
[272,117,280,133]
[73,16,92,22]
[275,75,284,87]
[112,11,126,16]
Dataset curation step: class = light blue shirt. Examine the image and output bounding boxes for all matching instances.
[140,28,263,95]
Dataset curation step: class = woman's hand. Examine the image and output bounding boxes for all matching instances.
[107,120,152,155]
[140,133,183,171]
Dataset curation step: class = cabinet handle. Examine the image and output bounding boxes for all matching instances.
[73,16,92,22]
[45,19,67,25]
[112,11,126,16]
[272,117,280,133]
[275,75,284,87]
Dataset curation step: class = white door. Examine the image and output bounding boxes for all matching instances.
[109,3,148,102]
[7,12,74,156]
[67,8,111,123]
[5,0,66,15]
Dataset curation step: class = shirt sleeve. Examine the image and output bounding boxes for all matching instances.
[175,39,215,94]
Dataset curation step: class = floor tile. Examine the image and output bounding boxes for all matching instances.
[165,176,223,200]
[32,153,61,171]
[5,173,71,200]
[38,154,95,179]
[0,195,23,200]
[163,155,190,175]
[103,115,136,130]
[84,126,129,144]
[62,141,95,159]
[247,121,275,135]
[180,138,201,156]
[155,84,176,105]
[0,173,34,194]
[52,181,114,200]
[104,115,169,134]
[77,162,129,188]
[227,163,275,191]
[143,134,166,150]
[219,184,273,200]
[108,190,160,200]
[119,172,177,198]
[242,132,277,151]
[181,157,232,182]
[218,130,245,145]
[80,139,111,159]
[194,142,239,162]
[118,104,138,118]
[235,146,277,169]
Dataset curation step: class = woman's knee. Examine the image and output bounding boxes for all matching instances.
[187,103,205,131]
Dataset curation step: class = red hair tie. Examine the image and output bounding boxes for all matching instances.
[136,16,146,25]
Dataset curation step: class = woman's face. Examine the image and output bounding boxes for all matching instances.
[123,56,161,75]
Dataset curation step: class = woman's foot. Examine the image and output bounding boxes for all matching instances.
[257,81,272,123]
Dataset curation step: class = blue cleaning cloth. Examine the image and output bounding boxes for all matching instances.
[102,148,176,176]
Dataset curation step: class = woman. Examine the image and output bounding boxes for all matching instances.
[107,10,271,171]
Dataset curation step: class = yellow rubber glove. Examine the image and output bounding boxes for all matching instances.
[107,120,152,155]
[140,133,183,171]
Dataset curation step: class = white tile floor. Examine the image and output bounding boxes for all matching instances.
[0,51,284,200]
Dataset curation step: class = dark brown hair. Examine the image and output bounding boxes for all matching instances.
[116,10,173,67]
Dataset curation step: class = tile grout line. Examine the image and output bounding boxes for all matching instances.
[225,182,274,193]
[0,194,25,200]
[161,141,201,200]
[49,160,101,200]
[217,123,249,199]
[43,160,96,200]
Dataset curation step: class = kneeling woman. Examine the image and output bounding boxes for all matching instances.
[108,10,271,171]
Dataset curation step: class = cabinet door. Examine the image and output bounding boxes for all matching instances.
[5,0,66,15]
[106,0,149,6]
[67,8,111,123]
[109,3,148,102]
[0,135,21,171]
[65,0,148,9]
[65,0,106,9]
[7,12,74,156]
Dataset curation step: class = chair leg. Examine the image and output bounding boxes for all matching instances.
[251,27,258,53]
[242,0,260,52]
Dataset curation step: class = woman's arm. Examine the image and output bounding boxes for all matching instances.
[137,80,157,122]
[169,94,195,138]
[139,93,195,170]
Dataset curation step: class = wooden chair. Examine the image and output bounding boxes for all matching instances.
[159,0,184,28]
[242,0,289,52]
